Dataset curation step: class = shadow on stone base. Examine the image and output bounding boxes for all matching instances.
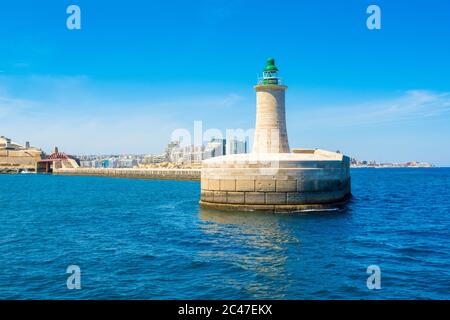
[199,194,351,213]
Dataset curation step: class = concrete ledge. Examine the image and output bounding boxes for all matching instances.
[245,192,266,204]
[227,192,245,204]
[286,186,350,204]
[213,191,227,203]
[266,192,287,204]
[53,168,201,181]
[275,180,297,192]
[202,176,349,192]
[200,182,350,206]
[199,195,351,213]
[200,190,215,202]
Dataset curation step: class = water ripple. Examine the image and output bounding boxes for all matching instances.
[0,169,449,299]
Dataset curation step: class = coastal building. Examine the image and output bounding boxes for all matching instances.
[0,136,43,172]
[182,145,204,163]
[200,59,351,212]
[169,147,184,163]
[80,160,95,168]
[36,147,80,173]
[143,153,167,164]
[142,138,248,166]
[165,141,181,162]
[102,159,111,168]
[203,139,226,159]
[163,138,248,164]
[227,138,248,155]
[350,157,433,168]
[118,157,138,168]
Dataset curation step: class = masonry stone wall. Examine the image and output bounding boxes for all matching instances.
[200,152,351,210]
[0,149,42,168]
[252,85,290,153]
[53,168,200,181]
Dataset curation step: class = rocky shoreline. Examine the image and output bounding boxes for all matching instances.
[0,168,33,174]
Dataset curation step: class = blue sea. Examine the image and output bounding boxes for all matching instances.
[0,168,449,299]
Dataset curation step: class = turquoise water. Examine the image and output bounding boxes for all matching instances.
[0,169,449,299]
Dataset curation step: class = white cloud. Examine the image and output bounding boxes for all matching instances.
[291,90,450,129]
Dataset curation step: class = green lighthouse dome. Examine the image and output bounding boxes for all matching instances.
[264,58,278,72]
[261,58,280,85]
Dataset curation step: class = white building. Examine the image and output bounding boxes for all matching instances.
[118,158,137,168]
[204,139,226,160]
[182,145,204,163]
[165,141,180,162]
[143,153,167,164]
[227,138,248,155]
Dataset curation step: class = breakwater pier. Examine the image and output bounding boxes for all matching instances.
[53,168,200,181]
[200,59,351,212]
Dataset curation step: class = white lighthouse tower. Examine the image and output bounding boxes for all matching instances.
[253,58,290,153]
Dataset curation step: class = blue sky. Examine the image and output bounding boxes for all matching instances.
[0,0,449,165]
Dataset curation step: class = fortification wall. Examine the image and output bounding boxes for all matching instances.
[53,168,201,181]
[0,149,42,168]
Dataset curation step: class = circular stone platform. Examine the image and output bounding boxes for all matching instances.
[200,149,351,212]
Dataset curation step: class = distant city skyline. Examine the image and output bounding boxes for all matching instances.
[1,1,449,165]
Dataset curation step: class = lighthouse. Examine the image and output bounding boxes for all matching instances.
[253,58,290,153]
[200,58,351,212]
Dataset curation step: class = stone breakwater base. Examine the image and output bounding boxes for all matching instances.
[53,168,200,181]
[200,149,351,212]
